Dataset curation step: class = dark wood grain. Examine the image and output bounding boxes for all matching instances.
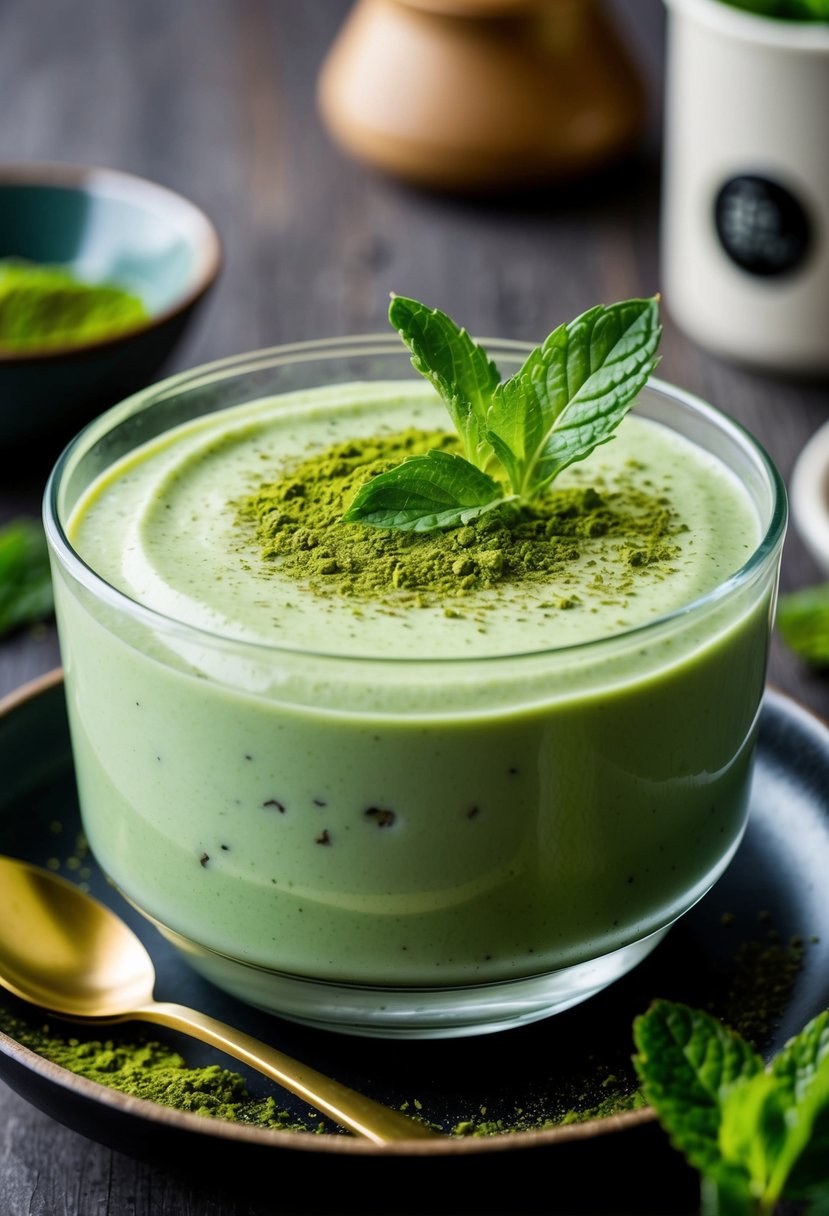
[0,1,827,1212]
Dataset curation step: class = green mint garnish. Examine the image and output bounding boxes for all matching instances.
[383,293,500,469]
[337,448,505,533]
[777,585,829,667]
[634,1000,829,1215]
[0,518,54,638]
[344,294,661,533]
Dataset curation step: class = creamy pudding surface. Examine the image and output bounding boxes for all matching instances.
[70,381,758,659]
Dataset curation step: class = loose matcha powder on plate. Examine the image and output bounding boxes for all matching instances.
[1,922,806,1138]
[0,1003,323,1133]
[0,258,148,351]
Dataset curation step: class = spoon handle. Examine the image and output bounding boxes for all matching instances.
[131,1001,435,1143]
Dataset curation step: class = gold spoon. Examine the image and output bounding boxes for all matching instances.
[0,855,435,1143]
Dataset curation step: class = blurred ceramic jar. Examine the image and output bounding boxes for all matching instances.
[661,0,829,374]
[318,0,645,192]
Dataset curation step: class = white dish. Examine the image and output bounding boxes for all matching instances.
[791,419,829,576]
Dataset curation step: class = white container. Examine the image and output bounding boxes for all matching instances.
[791,418,829,574]
[662,0,829,373]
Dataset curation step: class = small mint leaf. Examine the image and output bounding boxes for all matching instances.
[633,1000,763,1177]
[532,298,661,490]
[719,1051,829,1209]
[343,449,504,533]
[772,1009,829,1105]
[486,323,570,494]
[770,1012,829,1198]
[389,295,500,465]
[487,298,660,499]
[719,1071,793,1204]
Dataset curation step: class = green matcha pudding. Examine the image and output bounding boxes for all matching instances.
[45,303,786,1037]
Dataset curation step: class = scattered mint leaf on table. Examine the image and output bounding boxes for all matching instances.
[777,585,829,666]
[634,1000,829,1216]
[344,294,661,533]
[0,518,54,638]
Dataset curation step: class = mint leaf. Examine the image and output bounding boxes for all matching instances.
[342,449,504,532]
[633,1000,763,1177]
[487,298,661,497]
[636,1002,829,1215]
[770,1011,829,1197]
[0,518,54,637]
[772,1009,829,1105]
[777,585,829,666]
[719,1070,796,1207]
[718,1050,829,1210]
[389,295,500,465]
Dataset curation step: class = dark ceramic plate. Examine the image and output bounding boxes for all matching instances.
[1,672,828,1213]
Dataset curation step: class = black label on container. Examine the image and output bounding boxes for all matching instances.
[714,175,811,277]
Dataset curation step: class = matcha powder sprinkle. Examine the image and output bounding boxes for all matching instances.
[237,428,682,607]
[0,1007,321,1132]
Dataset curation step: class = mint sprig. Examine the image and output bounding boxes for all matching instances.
[344,294,661,533]
[634,1000,829,1215]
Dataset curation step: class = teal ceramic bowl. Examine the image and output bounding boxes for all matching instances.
[0,163,221,456]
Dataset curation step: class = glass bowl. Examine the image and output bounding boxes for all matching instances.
[44,337,786,1038]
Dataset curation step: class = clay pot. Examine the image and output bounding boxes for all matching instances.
[317,0,645,192]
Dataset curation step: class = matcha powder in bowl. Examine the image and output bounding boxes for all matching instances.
[0,258,148,352]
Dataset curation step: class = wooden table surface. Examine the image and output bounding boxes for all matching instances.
[0,2,827,1212]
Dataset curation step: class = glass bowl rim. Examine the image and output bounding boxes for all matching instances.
[43,334,788,668]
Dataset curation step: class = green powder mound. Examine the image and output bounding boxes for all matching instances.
[0,1005,322,1132]
[238,429,682,605]
[0,258,148,351]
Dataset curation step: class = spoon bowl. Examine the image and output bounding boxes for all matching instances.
[0,855,434,1143]
[1,856,153,1015]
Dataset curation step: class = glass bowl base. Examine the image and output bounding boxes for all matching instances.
[150,918,671,1039]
